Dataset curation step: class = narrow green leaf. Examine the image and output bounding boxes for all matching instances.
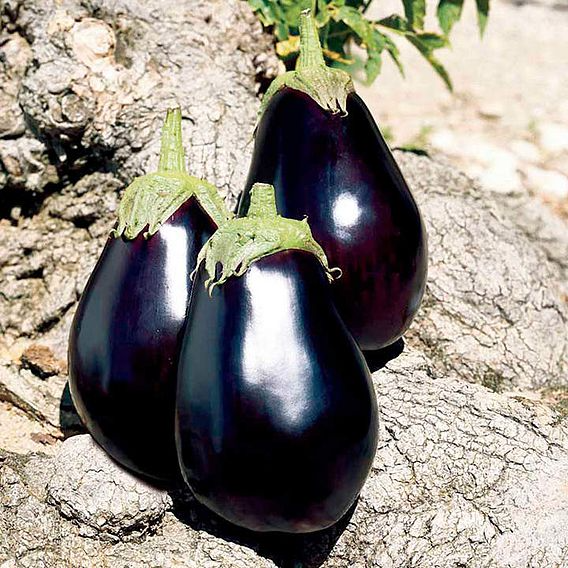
[381,32,405,77]
[407,34,453,90]
[415,32,449,49]
[436,0,464,36]
[403,0,426,30]
[365,54,384,85]
[377,14,410,34]
[475,0,489,36]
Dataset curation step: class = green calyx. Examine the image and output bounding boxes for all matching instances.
[113,108,232,240]
[194,182,341,294]
[259,9,354,119]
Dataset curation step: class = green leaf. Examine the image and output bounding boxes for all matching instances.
[330,6,369,35]
[436,0,464,36]
[377,16,450,84]
[403,0,426,30]
[324,20,352,56]
[475,0,489,36]
[247,0,289,39]
[407,34,453,90]
[382,33,405,77]
[247,0,280,26]
[415,32,449,49]
[315,0,332,26]
[330,6,386,83]
[245,0,484,89]
[377,14,410,34]
[280,0,312,32]
[364,44,383,82]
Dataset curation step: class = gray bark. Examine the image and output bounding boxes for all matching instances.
[0,0,567,567]
[47,436,171,541]
[2,351,568,567]
[399,154,567,392]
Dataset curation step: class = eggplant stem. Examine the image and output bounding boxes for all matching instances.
[158,108,187,174]
[297,10,326,70]
[112,109,232,241]
[257,10,354,122]
[194,183,341,290]
[248,183,278,218]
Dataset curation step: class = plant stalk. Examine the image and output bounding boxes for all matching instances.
[248,183,278,218]
[158,108,187,174]
[296,9,326,70]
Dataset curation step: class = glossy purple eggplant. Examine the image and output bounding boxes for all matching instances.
[68,109,227,482]
[69,199,214,481]
[239,12,427,351]
[176,185,378,533]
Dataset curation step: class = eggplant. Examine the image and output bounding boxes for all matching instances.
[239,10,428,351]
[176,183,378,533]
[68,109,231,482]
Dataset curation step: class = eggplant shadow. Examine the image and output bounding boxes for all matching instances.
[363,337,405,373]
[59,381,86,439]
[169,487,357,568]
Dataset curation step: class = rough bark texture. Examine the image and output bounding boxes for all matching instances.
[0,0,567,566]
[47,436,171,541]
[2,352,568,567]
[399,154,567,392]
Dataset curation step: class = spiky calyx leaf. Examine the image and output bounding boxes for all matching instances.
[194,183,341,293]
[259,9,354,119]
[113,108,232,240]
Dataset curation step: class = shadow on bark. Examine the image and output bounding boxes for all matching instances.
[56,334,394,565]
[59,381,87,439]
[57,388,358,564]
[169,488,357,568]
[59,381,183,489]
[364,337,405,373]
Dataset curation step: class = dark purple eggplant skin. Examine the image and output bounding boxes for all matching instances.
[239,88,428,351]
[176,251,378,533]
[69,197,215,483]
